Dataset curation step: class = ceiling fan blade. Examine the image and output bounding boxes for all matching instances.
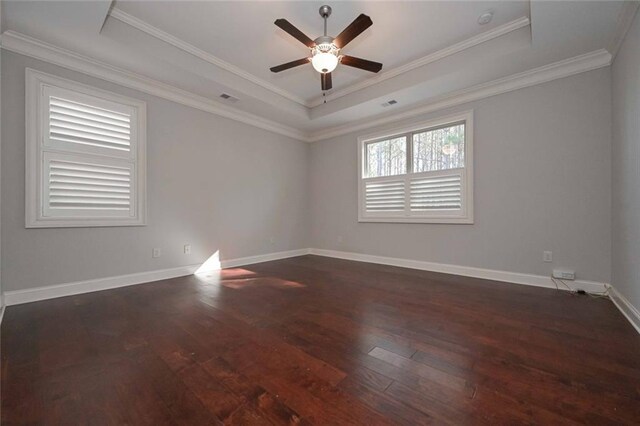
[321,72,332,91]
[333,14,373,48]
[340,55,383,73]
[270,58,310,73]
[274,19,316,48]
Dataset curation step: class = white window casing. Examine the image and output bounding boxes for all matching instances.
[358,111,474,224]
[26,69,147,228]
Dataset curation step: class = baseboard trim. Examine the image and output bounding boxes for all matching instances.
[5,246,622,332]
[3,248,310,306]
[220,248,310,270]
[4,264,201,306]
[308,248,608,294]
[608,286,640,334]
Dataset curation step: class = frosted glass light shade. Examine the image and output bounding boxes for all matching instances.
[312,52,338,73]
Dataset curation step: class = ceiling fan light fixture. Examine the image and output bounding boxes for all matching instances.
[270,7,381,93]
[311,42,339,73]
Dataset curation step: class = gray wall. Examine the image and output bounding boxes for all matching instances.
[1,51,310,292]
[0,51,618,293]
[309,68,612,283]
[0,3,3,307]
[612,11,640,310]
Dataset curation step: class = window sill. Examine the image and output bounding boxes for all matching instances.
[26,218,147,228]
[358,216,474,224]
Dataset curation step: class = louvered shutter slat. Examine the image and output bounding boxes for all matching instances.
[49,112,130,135]
[49,96,131,152]
[410,175,462,211]
[50,98,130,123]
[51,120,130,142]
[365,181,405,212]
[48,159,132,212]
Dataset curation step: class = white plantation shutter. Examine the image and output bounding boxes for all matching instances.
[365,180,405,213]
[49,97,131,152]
[358,112,473,224]
[410,172,462,211]
[26,70,146,227]
[43,154,134,217]
[44,85,136,159]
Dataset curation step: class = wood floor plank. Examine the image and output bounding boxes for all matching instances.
[339,376,433,426]
[133,350,221,426]
[3,255,640,424]
[368,346,470,394]
[177,362,245,421]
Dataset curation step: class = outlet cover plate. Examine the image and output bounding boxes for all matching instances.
[553,269,575,280]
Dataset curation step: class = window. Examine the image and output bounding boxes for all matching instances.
[358,111,473,223]
[26,69,147,228]
[365,136,407,178]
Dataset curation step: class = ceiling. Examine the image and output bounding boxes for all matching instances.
[1,1,629,139]
[115,1,530,103]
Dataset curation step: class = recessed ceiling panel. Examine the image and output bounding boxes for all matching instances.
[2,1,625,136]
[115,1,531,102]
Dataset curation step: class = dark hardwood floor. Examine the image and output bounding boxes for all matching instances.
[2,255,640,425]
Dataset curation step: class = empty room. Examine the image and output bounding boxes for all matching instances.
[1,0,640,424]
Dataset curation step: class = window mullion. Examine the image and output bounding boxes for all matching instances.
[405,133,412,216]
[406,133,413,174]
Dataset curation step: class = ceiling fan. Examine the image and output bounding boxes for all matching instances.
[270,5,383,93]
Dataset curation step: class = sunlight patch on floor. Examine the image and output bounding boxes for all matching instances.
[195,250,221,274]
[220,277,305,289]
[193,251,305,289]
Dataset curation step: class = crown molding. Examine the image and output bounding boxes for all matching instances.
[308,16,531,107]
[608,0,640,60]
[0,30,310,141]
[109,7,309,107]
[110,8,531,110]
[0,30,613,145]
[308,48,612,142]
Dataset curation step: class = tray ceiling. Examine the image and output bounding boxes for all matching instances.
[1,1,628,138]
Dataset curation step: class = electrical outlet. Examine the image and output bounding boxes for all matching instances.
[543,251,553,263]
[152,248,162,258]
[184,244,191,255]
[553,269,575,280]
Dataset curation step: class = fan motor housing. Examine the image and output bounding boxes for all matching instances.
[314,35,334,46]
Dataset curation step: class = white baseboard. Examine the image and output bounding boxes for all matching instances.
[7,247,629,334]
[308,248,640,334]
[3,248,310,306]
[4,264,201,306]
[308,248,608,294]
[220,248,310,269]
[608,286,640,334]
